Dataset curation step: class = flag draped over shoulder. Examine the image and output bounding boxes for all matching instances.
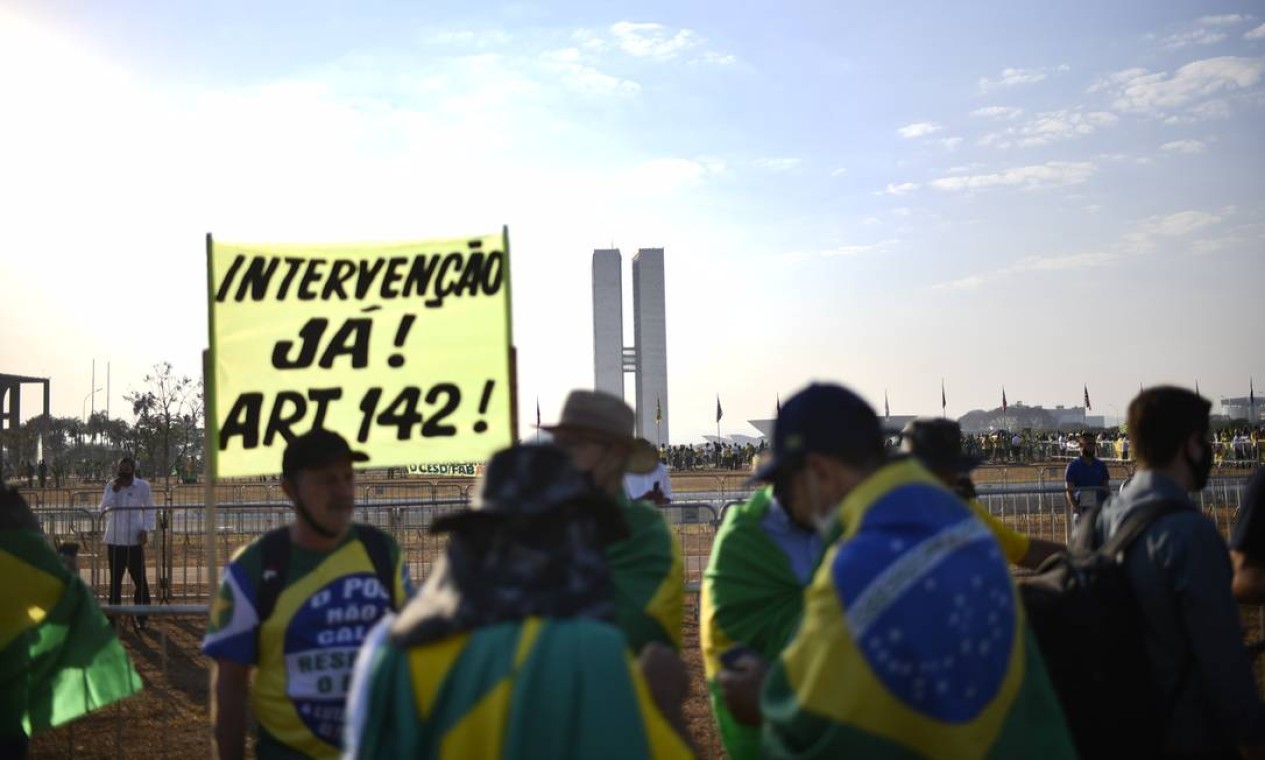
[345,617,691,759]
[605,495,684,651]
[760,459,1074,759]
[0,530,141,736]
[702,487,811,759]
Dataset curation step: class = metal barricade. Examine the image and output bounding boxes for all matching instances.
[661,503,719,590]
[355,499,468,585]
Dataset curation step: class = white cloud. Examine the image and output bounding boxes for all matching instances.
[590,21,735,64]
[980,108,1118,148]
[1159,28,1227,50]
[1190,237,1236,255]
[1247,23,1265,40]
[830,167,848,176]
[1160,138,1208,154]
[897,122,942,138]
[881,182,920,196]
[1094,56,1265,118]
[1163,98,1234,124]
[1200,14,1250,27]
[928,161,1096,192]
[970,105,1024,120]
[822,239,899,257]
[610,22,696,59]
[545,58,640,94]
[1134,209,1223,237]
[931,208,1229,289]
[931,251,1119,290]
[978,64,1069,93]
[936,136,964,151]
[752,157,801,172]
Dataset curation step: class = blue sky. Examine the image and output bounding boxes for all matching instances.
[2,1,1263,439]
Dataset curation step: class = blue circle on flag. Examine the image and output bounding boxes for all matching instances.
[832,486,1015,723]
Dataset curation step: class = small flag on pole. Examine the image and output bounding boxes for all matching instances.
[884,390,890,419]
[655,396,662,425]
[535,398,541,429]
[1083,385,1091,411]
[941,379,947,416]
[716,395,724,423]
[1002,387,1008,414]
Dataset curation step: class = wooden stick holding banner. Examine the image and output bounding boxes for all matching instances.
[201,347,218,603]
[203,232,220,604]
[502,226,519,444]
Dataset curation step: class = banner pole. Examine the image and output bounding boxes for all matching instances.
[203,348,218,603]
[503,226,519,443]
[203,233,220,604]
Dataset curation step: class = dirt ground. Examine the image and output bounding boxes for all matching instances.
[26,463,1260,759]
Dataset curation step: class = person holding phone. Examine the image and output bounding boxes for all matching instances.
[98,456,154,628]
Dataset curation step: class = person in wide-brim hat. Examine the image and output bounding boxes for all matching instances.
[545,390,638,498]
[544,389,686,654]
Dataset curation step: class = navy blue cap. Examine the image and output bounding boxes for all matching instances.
[751,383,883,483]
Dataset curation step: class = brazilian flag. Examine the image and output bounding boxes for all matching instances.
[605,494,684,652]
[761,459,1074,759]
[0,530,142,738]
[346,616,691,759]
[701,486,812,760]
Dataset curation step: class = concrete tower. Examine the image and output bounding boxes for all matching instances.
[591,247,670,445]
[632,249,668,445]
[591,249,624,398]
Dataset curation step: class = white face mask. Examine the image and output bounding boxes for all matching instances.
[804,469,836,535]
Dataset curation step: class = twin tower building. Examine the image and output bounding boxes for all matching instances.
[592,248,669,446]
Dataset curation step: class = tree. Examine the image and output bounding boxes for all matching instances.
[126,362,196,487]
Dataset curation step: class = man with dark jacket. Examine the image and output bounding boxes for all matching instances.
[1094,387,1265,758]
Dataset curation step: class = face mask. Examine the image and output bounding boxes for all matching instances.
[1187,439,1213,491]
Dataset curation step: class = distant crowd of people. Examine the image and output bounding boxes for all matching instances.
[6,383,1265,759]
[662,442,764,471]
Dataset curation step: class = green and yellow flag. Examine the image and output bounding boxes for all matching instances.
[345,617,691,759]
[761,459,1074,759]
[701,486,815,760]
[606,494,684,652]
[1,530,141,737]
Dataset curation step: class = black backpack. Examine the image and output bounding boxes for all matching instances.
[1019,499,1187,759]
[255,523,399,626]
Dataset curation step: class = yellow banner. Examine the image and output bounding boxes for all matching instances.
[206,232,514,478]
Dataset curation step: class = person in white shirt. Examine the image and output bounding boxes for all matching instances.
[622,438,673,506]
[98,457,155,628]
